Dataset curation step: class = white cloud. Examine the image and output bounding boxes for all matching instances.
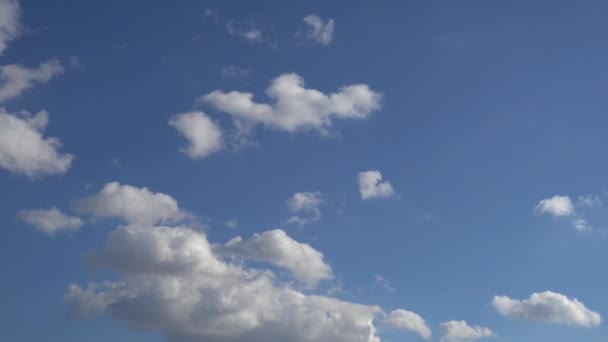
[572,218,591,233]
[492,291,602,327]
[285,191,323,226]
[386,309,432,340]
[375,275,395,293]
[71,182,187,225]
[200,73,382,134]
[217,229,332,287]
[169,111,224,159]
[0,109,73,177]
[0,59,64,102]
[535,195,574,217]
[0,0,21,56]
[301,14,335,46]
[65,224,386,342]
[358,170,394,200]
[18,207,83,235]
[226,21,264,43]
[440,320,494,342]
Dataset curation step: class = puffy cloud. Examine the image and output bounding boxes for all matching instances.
[492,291,602,327]
[0,0,21,56]
[0,59,64,102]
[358,170,394,200]
[18,207,83,235]
[301,15,335,46]
[169,112,224,159]
[0,109,73,177]
[535,195,574,217]
[200,73,382,134]
[386,309,432,340]
[66,224,385,342]
[285,191,323,226]
[72,182,187,225]
[217,229,332,287]
[439,320,494,342]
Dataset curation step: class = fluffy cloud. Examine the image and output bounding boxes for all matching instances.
[386,309,432,340]
[439,320,494,342]
[200,73,382,134]
[301,15,335,46]
[72,182,187,225]
[0,109,73,177]
[65,224,388,342]
[535,195,574,217]
[492,291,601,327]
[169,112,224,159]
[0,59,64,102]
[216,229,332,287]
[18,207,83,235]
[358,170,394,200]
[285,191,323,226]
[0,0,21,56]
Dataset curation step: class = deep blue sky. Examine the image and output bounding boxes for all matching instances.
[2,1,608,341]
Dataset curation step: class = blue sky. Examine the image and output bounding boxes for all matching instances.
[2,1,608,341]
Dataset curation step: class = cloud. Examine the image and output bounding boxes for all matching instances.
[374,275,395,293]
[169,112,224,159]
[578,194,602,208]
[386,309,432,340]
[439,320,494,342]
[535,195,574,217]
[71,182,188,225]
[285,191,323,226]
[18,207,83,235]
[358,170,394,200]
[300,15,335,46]
[0,109,73,178]
[571,218,591,233]
[0,0,21,56]
[226,21,264,43]
[0,59,64,102]
[65,224,388,342]
[221,65,250,83]
[200,73,382,134]
[492,291,602,327]
[216,229,332,287]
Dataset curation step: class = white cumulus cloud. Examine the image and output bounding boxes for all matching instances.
[386,309,432,340]
[535,195,575,217]
[285,191,323,226]
[169,111,224,159]
[0,59,64,102]
[492,291,601,327]
[0,0,21,56]
[18,207,83,235]
[301,14,335,46]
[358,170,394,200]
[0,109,73,178]
[440,320,494,342]
[200,73,382,134]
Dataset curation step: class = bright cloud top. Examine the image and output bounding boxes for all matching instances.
[169,111,224,159]
[217,228,333,287]
[301,14,335,46]
[358,170,395,200]
[0,109,73,178]
[439,320,494,342]
[285,191,323,226]
[535,195,575,217]
[492,291,602,327]
[386,309,432,340]
[72,182,188,225]
[0,59,64,102]
[0,0,21,56]
[18,207,83,235]
[201,73,382,134]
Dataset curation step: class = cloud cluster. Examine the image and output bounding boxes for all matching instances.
[0,109,73,177]
[534,194,604,232]
[169,111,224,159]
[492,291,601,327]
[285,191,323,226]
[358,170,394,200]
[439,320,494,342]
[18,207,83,235]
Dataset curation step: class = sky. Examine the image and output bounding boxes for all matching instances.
[1,0,608,341]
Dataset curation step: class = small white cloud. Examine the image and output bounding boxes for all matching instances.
[0,109,73,178]
[169,111,224,159]
[572,218,592,233]
[285,191,323,226]
[440,320,494,342]
[386,309,432,340]
[0,0,21,56]
[226,21,264,43]
[358,170,394,200]
[224,218,238,228]
[19,207,83,235]
[201,73,382,134]
[71,182,188,225]
[535,195,575,217]
[0,59,64,102]
[492,291,602,327]
[301,14,335,46]
[375,275,396,292]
